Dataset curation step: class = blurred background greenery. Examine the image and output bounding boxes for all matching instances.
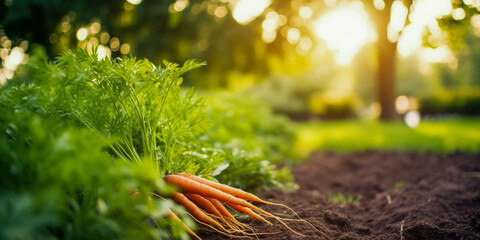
[1,0,480,152]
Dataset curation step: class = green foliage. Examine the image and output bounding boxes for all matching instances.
[0,49,298,239]
[0,98,191,240]
[249,74,328,115]
[1,0,329,88]
[418,89,480,115]
[394,181,406,189]
[214,148,294,191]
[196,92,296,190]
[27,49,294,191]
[296,119,480,154]
[327,193,362,204]
[248,74,358,118]
[29,48,224,176]
[23,48,294,190]
[435,1,480,51]
[462,172,480,178]
[203,92,297,163]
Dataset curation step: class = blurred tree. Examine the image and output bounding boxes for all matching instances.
[362,0,413,120]
[1,0,123,54]
[1,0,480,119]
[338,0,478,120]
[1,0,278,88]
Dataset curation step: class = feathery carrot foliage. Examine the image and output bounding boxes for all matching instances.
[0,97,192,240]
[0,48,298,239]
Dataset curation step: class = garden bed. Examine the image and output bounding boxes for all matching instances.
[200,151,480,239]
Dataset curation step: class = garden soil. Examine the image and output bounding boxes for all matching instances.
[199,151,480,239]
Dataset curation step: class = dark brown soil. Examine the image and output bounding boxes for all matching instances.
[199,151,480,240]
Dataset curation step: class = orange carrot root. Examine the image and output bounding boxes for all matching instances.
[165,175,258,210]
[205,197,236,221]
[188,213,252,239]
[185,194,223,217]
[171,193,226,230]
[185,194,245,232]
[166,173,323,239]
[176,173,302,218]
[226,202,272,225]
[172,192,258,237]
[177,172,265,202]
[166,210,202,240]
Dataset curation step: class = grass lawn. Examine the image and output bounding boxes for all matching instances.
[294,117,480,154]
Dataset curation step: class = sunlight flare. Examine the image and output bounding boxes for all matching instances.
[312,2,375,65]
[397,0,452,57]
[388,1,408,43]
[233,0,270,25]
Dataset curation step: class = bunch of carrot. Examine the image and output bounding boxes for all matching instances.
[163,172,313,239]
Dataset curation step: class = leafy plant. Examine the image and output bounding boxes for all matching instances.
[26,49,294,191]
[30,48,222,176]
[394,181,406,189]
[202,91,298,163]
[199,92,296,190]
[327,193,362,204]
[418,89,480,116]
[0,98,192,240]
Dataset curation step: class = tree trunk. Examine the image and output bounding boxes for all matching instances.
[374,2,399,120]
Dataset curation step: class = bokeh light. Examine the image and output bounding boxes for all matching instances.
[233,0,270,24]
[262,30,276,43]
[110,37,120,51]
[404,111,421,128]
[100,32,110,44]
[172,0,189,12]
[126,0,142,5]
[90,21,101,34]
[388,1,408,42]
[299,6,313,19]
[313,1,376,65]
[120,43,131,54]
[287,28,301,44]
[76,28,88,41]
[397,0,452,58]
[214,6,228,18]
[374,0,385,10]
[395,95,409,114]
[452,8,466,20]
[0,35,28,84]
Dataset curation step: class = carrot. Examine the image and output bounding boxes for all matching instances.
[166,174,308,237]
[226,202,272,225]
[166,210,202,240]
[205,197,255,232]
[205,197,236,221]
[177,172,265,203]
[176,172,301,217]
[171,192,225,230]
[185,194,222,218]
[165,175,258,210]
[150,192,203,239]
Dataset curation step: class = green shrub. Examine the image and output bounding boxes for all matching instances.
[0,104,190,240]
[196,92,296,190]
[203,92,297,162]
[249,74,358,119]
[248,74,323,114]
[419,89,480,115]
[28,49,221,176]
